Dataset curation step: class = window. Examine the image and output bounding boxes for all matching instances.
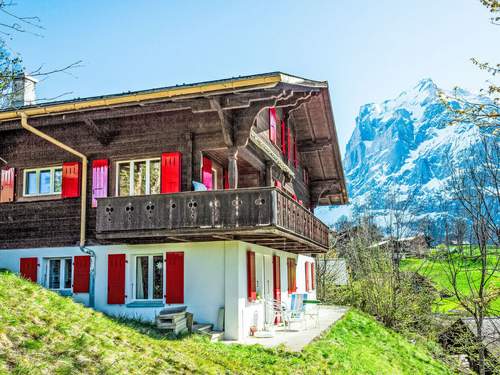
[24,166,62,196]
[134,255,164,300]
[47,258,72,290]
[117,158,160,196]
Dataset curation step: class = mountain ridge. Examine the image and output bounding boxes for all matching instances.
[316,78,492,236]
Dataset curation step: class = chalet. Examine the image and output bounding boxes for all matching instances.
[0,72,347,340]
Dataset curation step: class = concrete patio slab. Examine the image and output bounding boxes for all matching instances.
[223,305,349,352]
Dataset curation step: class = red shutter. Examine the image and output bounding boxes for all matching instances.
[247,250,256,302]
[281,120,286,156]
[287,128,292,161]
[73,255,91,293]
[0,167,15,203]
[273,255,281,302]
[287,258,292,294]
[269,107,277,143]
[165,252,184,304]
[107,254,126,304]
[202,156,213,190]
[294,136,298,168]
[305,261,310,292]
[62,162,81,198]
[91,159,108,208]
[274,179,282,189]
[161,152,182,193]
[223,169,229,189]
[287,258,297,294]
[20,257,37,282]
[311,262,315,290]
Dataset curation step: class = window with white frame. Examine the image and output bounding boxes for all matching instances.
[46,258,72,290]
[24,166,62,196]
[134,255,164,300]
[117,158,160,196]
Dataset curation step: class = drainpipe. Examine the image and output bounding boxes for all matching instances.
[19,112,95,307]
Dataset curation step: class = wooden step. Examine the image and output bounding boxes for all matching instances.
[207,330,224,342]
[192,323,213,333]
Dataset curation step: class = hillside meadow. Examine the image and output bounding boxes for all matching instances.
[0,270,453,374]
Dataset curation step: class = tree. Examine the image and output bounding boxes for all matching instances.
[443,135,500,375]
[438,1,499,134]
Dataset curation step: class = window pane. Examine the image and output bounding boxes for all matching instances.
[134,161,147,195]
[64,258,72,289]
[118,163,130,196]
[150,160,160,195]
[153,256,163,299]
[54,169,62,193]
[26,171,38,195]
[39,170,51,194]
[49,259,61,289]
[136,256,149,299]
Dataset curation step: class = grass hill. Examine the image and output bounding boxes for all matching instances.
[0,270,453,374]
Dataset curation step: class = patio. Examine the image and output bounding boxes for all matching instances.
[223,305,349,352]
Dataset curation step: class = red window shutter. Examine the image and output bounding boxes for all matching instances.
[165,252,184,304]
[20,257,38,282]
[91,159,108,208]
[0,167,15,203]
[272,255,281,302]
[62,162,81,198]
[223,168,229,189]
[281,120,286,156]
[73,255,91,293]
[161,152,182,193]
[293,136,298,168]
[269,107,277,143]
[287,258,297,294]
[247,251,256,302]
[305,261,310,292]
[107,254,126,304]
[202,156,213,190]
[311,262,315,290]
[274,179,282,189]
[287,258,292,294]
[287,128,292,161]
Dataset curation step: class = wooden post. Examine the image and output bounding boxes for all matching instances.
[228,146,238,189]
[265,161,273,187]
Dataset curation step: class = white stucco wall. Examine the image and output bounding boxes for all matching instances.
[0,241,316,341]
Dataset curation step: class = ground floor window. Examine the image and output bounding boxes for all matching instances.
[134,255,164,300]
[47,258,72,290]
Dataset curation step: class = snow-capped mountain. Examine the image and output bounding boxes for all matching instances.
[316,78,494,236]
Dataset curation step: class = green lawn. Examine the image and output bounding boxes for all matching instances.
[0,271,453,374]
[401,249,500,314]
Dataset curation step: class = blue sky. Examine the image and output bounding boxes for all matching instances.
[7,0,499,153]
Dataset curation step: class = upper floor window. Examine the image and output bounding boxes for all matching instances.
[23,166,62,197]
[117,158,160,196]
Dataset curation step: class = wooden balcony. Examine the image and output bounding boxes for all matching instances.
[95,187,329,253]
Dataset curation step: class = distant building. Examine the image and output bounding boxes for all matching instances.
[370,234,430,258]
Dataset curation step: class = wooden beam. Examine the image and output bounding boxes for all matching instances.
[297,138,331,153]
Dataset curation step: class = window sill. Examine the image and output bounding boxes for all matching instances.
[126,301,164,308]
[55,290,73,297]
[17,194,62,203]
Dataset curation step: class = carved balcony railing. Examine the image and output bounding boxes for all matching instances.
[96,187,330,252]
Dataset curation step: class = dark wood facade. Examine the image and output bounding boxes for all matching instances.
[0,72,347,252]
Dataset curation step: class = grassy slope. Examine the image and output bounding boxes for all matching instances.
[0,271,452,374]
[401,251,500,314]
